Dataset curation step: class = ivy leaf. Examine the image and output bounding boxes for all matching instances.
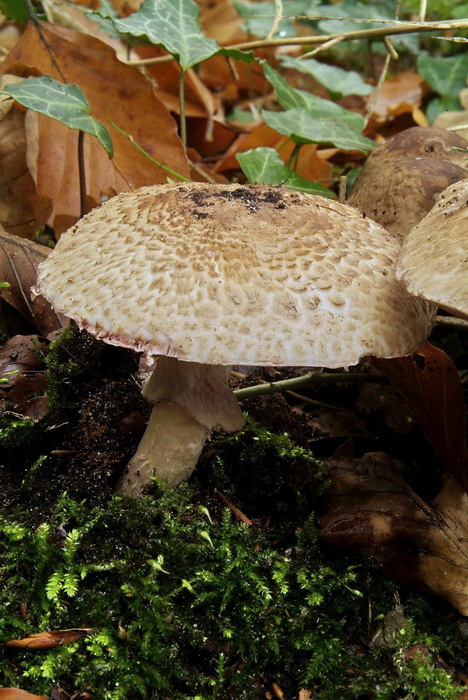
[233,0,316,39]
[113,0,219,71]
[279,56,373,99]
[237,147,334,197]
[0,76,113,157]
[0,0,29,21]
[417,53,468,99]
[263,108,375,152]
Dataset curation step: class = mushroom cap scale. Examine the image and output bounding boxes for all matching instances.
[36,183,434,368]
[396,178,468,320]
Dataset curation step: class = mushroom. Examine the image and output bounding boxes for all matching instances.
[351,126,468,166]
[347,157,467,242]
[347,127,467,241]
[396,178,468,320]
[34,183,435,495]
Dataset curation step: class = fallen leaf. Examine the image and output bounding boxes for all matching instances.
[3,21,189,234]
[372,71,428,122]
[375,342,467,491]
[0,108,52,238]
[0,690,48,700]
[6,628,97,649]
[0,228,65,334]
[320,450,468,615]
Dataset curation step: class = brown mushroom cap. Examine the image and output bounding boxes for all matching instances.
[36,183,434,369]
[357,126,468,166]
[396,178,468,320]
[347,157,467,241]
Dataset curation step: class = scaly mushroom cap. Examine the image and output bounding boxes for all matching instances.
[396,178,468,321]
[36,183,434,368]
[347,157,467,242]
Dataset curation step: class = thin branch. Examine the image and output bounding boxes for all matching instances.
[78,130,87,219]
[267,0,283,40]
[124,19,468,67]
[435,315,468,331]
[179,69,187,149]
[234,371,387,401]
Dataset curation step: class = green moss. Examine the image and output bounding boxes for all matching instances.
[0,473,464,699]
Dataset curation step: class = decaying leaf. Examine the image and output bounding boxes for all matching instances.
[375,342,468,491]
[0,690,48,700]
[5,628,97,649]
[2,21,189,234]
[0,335,48,420]
[0,229,65,334]
[0,109,52,238]
[320,449,468,615]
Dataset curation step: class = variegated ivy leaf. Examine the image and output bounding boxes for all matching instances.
[237,147,334,197]
[0,75,113,157]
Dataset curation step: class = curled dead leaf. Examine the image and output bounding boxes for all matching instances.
[320,449,468,615]
[0,229,65,334]
[375,341,468,491]
[5,628,97,649]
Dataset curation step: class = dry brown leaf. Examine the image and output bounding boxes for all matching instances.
[372,71,428,122]
[320,449,468,614]
[375,342,468,491]
[6,628,97,649]
[0,690,48,700]
[0,228,65,334]
[2,22,189,234]
[0,109,52,238]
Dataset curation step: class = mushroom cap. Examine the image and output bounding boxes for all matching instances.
[347,157,467,242]
[36,183,434,368]
[396,178,468,321]
[357,127,468,167]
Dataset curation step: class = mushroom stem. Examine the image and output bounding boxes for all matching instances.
[116,357,245,495]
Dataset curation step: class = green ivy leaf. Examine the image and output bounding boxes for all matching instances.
[417,54,468,98]
[233,0,316,39]
[261,63,374,152]
[0,76,113,157]
[113,0,219,71]
[279,56,373,99]
[0,0,29,21]
[237,147,334,197]
[263,108,375,152]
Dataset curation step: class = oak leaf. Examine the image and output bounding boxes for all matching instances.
[2,21,189,234]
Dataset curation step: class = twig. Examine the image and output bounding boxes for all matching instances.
[124,20,468,67]
[234,371,387,401]
[178,70,187,149]
[188,159,217,184]
[267,0,283,40]
[108,119,190,181]
[435,315,468,331]
[78,130,87,218]
[217,491,254,528]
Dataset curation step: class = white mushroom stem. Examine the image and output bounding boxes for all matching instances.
[116,357,245,495]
